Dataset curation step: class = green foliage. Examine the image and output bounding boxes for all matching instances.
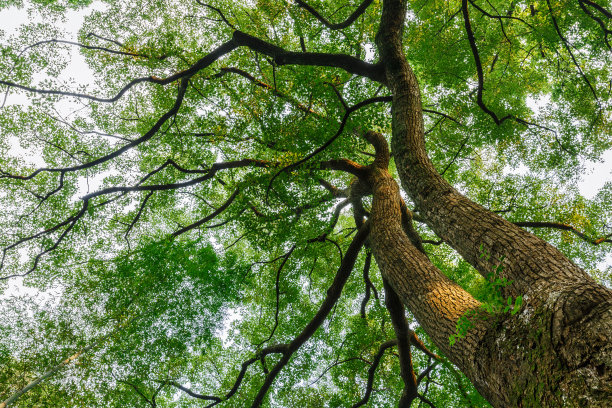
[0,0,609,406]
[450,248,524,346]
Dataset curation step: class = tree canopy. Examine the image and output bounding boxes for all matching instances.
[0,0,611,407]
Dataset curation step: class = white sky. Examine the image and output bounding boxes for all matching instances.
[0,2,611,286]
[1,4,610,195]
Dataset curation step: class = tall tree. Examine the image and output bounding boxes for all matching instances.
[0,0,611,406]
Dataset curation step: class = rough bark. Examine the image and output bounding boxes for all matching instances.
[364,131,488,385]
[369,0,612,406]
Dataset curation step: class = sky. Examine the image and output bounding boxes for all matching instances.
[1,3,611,195]
[0,1,611,291]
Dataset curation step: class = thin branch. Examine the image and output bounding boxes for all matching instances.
[256,244,297,347]
[468,0,534,30]
[580,0,612,18]
[119,380,154,407]
[165,382,221,402]
[417,361,440,385]
[295,0,375,30]
[578,0,611,49]
[0,39,236,104]
[440,136,470,176]
[0,200,89,280]
[0,333,109,408]
[249,222,371,408]
[383,279,418,407]
[265,95,391,202]
[514,221,612,245]
[1,79,191,180]
[546,0,599,100]
[351,339,398,408]
[461,0,511,125]
[422,108,465,126]
[217,67,318,115]
[196,1,237,30]
[360,250,374,319]
[173,188,241,236]
[183,223,370,408]
[124,191,154,240]
[82,159,266,201]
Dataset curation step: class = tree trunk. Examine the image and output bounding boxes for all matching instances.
[369,0,612,406]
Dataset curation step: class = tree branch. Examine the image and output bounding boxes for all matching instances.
[232,31,385,83]
[383,279,418,407]
[351,339,397,408]
[295,0,375,30]
[172,188,241,236]
[514,221,612,245]
[249,221,371,407]
[461,0,511,125]
[256,244,297,347]
[546,0,599,100]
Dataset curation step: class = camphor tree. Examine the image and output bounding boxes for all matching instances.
[0,0,611,406]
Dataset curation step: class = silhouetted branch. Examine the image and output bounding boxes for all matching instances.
[119,380,155,407]
[514,221,612,245]
[578,0,611,49]
[383,279,418,407]
[468,0,534,31]
[295,0,375,30]
[440,136,469,176]
[196,1,237,30]
[249,222,371,408]
[125,191,154,240]
[83,159,266,201]
[461,0,511,125]
[417,361,440,385]
[546,0,599,100]
[0,79,191,180]
[265,95,391,201]
[166,381,222,402]
[217,67,318,115]
[179,223,370,407]
[351,339,397,408]
[0,200,89,280]
[256,244,297,347]
[173,188,241,236]
[360,250,374,319]
[0,40,235,103]
[232,31,385,83]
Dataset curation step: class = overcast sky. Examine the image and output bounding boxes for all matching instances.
[0,3,611,282]
[2,3,611,197]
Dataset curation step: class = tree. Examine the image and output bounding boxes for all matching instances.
[0,0,611,406]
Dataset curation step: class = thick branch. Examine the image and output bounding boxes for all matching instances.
[232,31,385,83]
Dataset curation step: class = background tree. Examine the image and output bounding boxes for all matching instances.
[0,0,611,407]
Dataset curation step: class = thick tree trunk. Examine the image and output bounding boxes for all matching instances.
[370,0,612,406]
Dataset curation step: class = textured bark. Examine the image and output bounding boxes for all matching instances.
[371,0,612,406]
[364,139,488,385]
